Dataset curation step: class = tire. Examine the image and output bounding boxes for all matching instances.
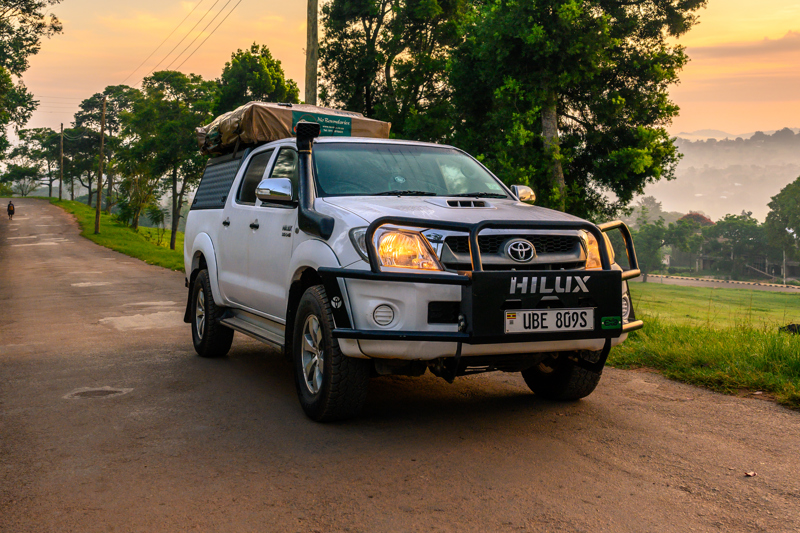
[293,285,369,422]
[191,269,234,358]
[521,352,602,400]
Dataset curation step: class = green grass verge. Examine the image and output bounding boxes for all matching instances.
[616,283,800,409]
[51,199,184,271]
[609,317,800,409]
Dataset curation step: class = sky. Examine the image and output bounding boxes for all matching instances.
[20,0,800,137]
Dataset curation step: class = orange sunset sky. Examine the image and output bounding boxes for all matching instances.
[23,0,800,136]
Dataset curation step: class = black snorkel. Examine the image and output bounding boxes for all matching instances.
[296,121,334,240]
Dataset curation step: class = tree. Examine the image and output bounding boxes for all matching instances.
[634,215,702,282]
[1,163,40,196]
[702,212,772,276]
[0,0,63,157]
[123,71,216,250]
[765,176,800,259]
[0,66,35,156]
[74,85,139,212]
[214,43,299,115]
[450,0,705,220]
[319,0,468,141]
[12,127,59,196]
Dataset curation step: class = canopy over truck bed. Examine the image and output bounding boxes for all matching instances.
[196,101,391,155]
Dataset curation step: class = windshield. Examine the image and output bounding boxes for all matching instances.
[313,143,509,198]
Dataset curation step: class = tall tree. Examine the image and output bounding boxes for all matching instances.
[124,71,216,250]
[319,0,467,141]
[214,43,299,115]
[450,0,704,220]
[0,0,63,156]
[74,85,139,212]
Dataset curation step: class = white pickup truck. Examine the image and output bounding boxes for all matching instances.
[183,122,643,421]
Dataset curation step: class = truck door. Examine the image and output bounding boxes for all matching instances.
[247,147,299,319]
[216,148,275,306]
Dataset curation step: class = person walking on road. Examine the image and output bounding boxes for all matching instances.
[7,201,14,220]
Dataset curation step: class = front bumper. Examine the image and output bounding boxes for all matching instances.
[320,217,643,358]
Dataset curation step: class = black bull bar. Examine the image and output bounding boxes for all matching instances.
[318,217,644,347]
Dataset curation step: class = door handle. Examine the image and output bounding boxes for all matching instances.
[250,220,260,230]
[222,218,230,227]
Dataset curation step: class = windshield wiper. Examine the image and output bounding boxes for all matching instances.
[449,192,508,198]
[374,190,437,196]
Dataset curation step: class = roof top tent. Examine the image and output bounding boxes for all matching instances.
[196,101,392,156]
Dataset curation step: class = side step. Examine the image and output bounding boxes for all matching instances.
[220,311,285,348]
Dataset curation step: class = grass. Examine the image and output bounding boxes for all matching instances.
[611,282,800,409]
[51,199,184,271]
[628,282,800,329]
[610,318,800,408]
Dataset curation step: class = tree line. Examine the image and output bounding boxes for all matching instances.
[631,178,800,282]
[1,43,299,249]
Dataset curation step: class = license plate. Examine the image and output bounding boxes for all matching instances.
[505,308,594,334]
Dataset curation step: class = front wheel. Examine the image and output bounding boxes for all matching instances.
[521,352,602,400]
[293,285,369,422]
[191,269,234,358]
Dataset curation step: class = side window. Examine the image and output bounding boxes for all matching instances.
[237,149,274,205]
[268,148,299,200]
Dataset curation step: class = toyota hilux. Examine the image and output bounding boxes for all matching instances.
[183,121,643,421]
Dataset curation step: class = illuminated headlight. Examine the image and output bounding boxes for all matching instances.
[377,230,443,270]
[581,230,615,270]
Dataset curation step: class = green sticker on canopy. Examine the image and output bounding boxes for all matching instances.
[292,111,352,137]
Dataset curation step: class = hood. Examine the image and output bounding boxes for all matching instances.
[320,196,585,226]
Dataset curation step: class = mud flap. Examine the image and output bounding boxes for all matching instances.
[574,338,612,374]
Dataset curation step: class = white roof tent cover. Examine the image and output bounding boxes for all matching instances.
[196,102,392,155]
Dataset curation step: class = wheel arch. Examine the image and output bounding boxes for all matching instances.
[184,233,223,323]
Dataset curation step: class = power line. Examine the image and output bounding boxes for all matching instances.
[144,0,243,91]
[119,0,208,85]
[137,0,221,86]
[165,0,235,71]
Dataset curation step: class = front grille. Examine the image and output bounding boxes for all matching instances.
[444,235,580,255]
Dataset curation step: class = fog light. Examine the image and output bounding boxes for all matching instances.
[373,305,395,326]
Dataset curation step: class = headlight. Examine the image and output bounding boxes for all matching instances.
[378,230,443,270]
[581,230,615,270]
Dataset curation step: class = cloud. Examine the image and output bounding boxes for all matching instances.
[688,31,800,59]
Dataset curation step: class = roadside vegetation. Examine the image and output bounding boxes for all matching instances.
[51,199,183,271]
[611,283,800,409]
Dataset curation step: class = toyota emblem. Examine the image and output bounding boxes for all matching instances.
[506,239,535,262]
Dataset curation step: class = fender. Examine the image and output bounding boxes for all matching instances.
[286,238,343,290]
[189,232,224,304]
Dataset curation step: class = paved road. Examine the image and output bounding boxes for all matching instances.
[632,275,800,293]
[2,198,800,532]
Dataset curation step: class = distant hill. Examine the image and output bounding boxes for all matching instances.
[675,128,800,142]
[644,128,800,221]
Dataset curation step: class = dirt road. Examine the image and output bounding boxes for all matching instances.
[1,198,799,532]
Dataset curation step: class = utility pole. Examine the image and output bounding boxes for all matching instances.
[783,249,786,285]
[94,96,107,235]
[305,0,318,105]
[58,123,64,201]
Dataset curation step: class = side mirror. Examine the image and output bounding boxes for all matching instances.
[511,185,535,202]
[256,178,293,203]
